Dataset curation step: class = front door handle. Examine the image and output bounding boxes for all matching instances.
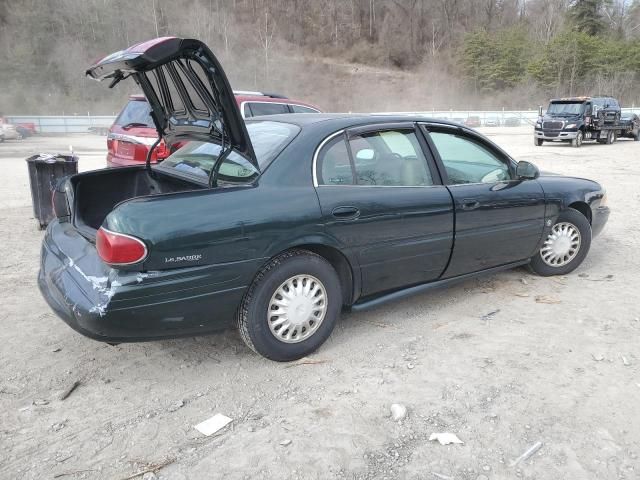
[332,206,360,219]
[461,200,480,211]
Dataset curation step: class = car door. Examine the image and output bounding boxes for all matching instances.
[314,123,454,297]
[421,124,546,278]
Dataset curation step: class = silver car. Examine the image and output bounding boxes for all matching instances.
[0,123,21,140]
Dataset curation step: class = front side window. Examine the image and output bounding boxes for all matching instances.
[429,131,511,185]
[157,120,299,184]
[317,128,433,187]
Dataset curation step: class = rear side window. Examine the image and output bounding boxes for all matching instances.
[247,102,289,116]
[350,130,433,186]
[317,129,433,187]
[114,100,154,128]
[318,136,354,185]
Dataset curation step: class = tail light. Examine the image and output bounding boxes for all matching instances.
[154,139,170,160]
[96,227,148,265]
[130,139,169,162]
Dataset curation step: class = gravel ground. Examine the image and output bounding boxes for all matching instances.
[1,129,638,480]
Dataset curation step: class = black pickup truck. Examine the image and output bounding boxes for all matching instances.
[534,96,640,147]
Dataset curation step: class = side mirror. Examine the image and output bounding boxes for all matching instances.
[516,161,539,180]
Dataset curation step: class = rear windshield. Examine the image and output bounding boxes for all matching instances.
[114,100,154,128]
[547,102,584,115]
[156,120,300,184]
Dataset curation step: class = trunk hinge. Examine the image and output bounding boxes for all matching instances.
[146,136,162,173]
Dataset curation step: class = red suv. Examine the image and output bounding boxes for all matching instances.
[107,92,321,167]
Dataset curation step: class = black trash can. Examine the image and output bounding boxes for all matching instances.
[26,154,78,229]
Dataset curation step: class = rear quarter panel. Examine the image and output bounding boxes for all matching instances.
[102,127,332,288]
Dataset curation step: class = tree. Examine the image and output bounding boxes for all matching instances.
[567,0,612,35]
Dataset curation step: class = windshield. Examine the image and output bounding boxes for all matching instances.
[114,100,154,128]
[547,102,585,116]
[157,121,300,184]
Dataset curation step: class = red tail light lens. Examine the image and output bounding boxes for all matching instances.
[154,139,170,160]
[96,228,148,265]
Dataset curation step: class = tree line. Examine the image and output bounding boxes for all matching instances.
[1,0,640,115]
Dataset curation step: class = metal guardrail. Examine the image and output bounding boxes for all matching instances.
[6,108,640,133]
[5,115,116,134]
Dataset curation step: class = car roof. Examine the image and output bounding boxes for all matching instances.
[246,112,462,129]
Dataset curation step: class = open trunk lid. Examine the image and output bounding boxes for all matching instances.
[86,37,258,176]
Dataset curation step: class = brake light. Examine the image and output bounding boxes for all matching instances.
[96,227,148,265]
[154,139,170,160]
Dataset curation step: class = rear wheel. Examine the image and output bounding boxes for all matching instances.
[237,249,342,361]
[534,138,544,146]
[606,130,615,144]
[571,131,583,148]
[528,208,591,276]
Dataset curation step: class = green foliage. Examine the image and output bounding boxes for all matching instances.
[527,30,599,88]
[461,27,530,92]
[461,23,640,97]
[567,0,612,36]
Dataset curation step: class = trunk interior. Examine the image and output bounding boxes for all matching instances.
[71,167,204,235]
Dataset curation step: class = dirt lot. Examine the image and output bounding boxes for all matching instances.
[1,129,639,480]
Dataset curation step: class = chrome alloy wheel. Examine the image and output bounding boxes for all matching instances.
[267,275,328,343]
[540,222,581,267]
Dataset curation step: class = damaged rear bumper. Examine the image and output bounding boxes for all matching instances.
[38,220,251,342]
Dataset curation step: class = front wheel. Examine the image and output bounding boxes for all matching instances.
[237,249,342,361]
[534,138,544,146]
[571,131,583,148]
[529,208,592,276]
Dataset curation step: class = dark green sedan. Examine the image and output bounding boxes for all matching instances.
[38,37,609,361]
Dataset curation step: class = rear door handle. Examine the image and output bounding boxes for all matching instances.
[332,206,360,219]
[461,200,480,211]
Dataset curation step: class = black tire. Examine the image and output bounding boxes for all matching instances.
[534,138,544,146]
[605,130,615,145]
[634,130,639,141]
[236,249,342,361]
[571,131,583,148]
[528,208,592,277]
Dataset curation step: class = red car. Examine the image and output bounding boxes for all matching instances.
[107,92,321,167]
[464,116,481,128]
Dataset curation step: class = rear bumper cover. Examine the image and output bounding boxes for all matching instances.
[38,220,252,342]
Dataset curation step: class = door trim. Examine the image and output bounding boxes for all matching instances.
[350,259,529,311]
